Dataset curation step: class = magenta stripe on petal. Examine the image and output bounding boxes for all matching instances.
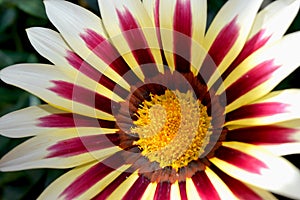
[215,146,268,174]
[173,0,192,73]
[116,7,159,77]
[122,175,151,200]
[38,113,115,128]
[226,102,288,122]
[213,166,263,200]
[154,0,160,28]
[208,17,239,66]
[212,30,271,91]
[49,80,120,114]
[223,30,271,79]
[92,170,132,200]
[154,182,171,200]
[179,181,188,200]
[66,51,129,98]
[192,171,220,200]
[80,29,140,85]
[224,60,280,105]
[46,134,119,158]
[227,125,296,144]
[60,153,124,200]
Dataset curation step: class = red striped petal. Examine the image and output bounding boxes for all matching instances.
[80,29,140,85]
[208,17,239,66]
[49,80,119,114]
[227,125,296,144]
[173,0,192,73]
[46,134,119,158]
[179,181,188,200]
[212,29,272,90]
[92,170,132,199]
[154,181,171,200]
[214,146,268,174]
[225,30,272,77]
[122,175,151,200]
[116,7,159,77]
[212,166,263,200]
[192,171,220,200]
[38,113,115,128]
[224,60,281,105]
[59,154,124,199]
[226,102,288,122]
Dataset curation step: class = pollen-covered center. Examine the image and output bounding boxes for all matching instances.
[131,90,212,171]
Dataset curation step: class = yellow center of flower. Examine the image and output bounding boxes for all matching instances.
[132,90,212,171]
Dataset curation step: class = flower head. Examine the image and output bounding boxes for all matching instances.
[1,0,300,199]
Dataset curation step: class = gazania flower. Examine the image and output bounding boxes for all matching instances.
[1,0,300,199]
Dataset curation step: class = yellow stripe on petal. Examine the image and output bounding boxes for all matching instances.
[0,105,63,138]
[221,32,300,113]
[44,0,130,90]
[38,161,130,200]
[27,27,130,95]
[107,171,140,200]
[0,64,117,120]
[170,181,181,200]
[75,165,131,200]
[186,178,201,200]
[0,129,121,171]
[38,161,99,200]
[211,142,300,199]
[205,168,238,200]
[205,0,263,88]
[98,0,163,79]
[141,182,157,200]
[157,0,206,74]
[225,89,300,127]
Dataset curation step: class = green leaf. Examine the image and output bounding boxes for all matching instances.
[0,50,38,68]
[14,0,47,19]
[0,7,17,32]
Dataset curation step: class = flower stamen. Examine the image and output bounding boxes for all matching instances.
[132,89,212,171]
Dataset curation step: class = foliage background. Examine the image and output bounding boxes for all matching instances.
[0,0,299,199]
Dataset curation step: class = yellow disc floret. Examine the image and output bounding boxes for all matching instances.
[132,90,212,171]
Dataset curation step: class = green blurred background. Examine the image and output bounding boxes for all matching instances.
[0,0,299,199]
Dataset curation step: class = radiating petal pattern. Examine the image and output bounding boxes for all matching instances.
[0,0,299,199]
[0,129,121,171]
[211,142,300,199]
[0,64,120,119]
[225,89,300,126]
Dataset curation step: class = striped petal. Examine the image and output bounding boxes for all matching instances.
[211,142,300,199]
[38,157,130,200]
[214,0,300,90]
[225,89,300,126]
[27,27,130,97]
[204,0,263,88]
[44,0,131,89]
[186,167,236,200]
[227,120,300,146]
[212,165,277,200]
[0,105,116,138]
[141,182,157,200]
[0,129,121,171]
[220,32,300,113]
[0,64,119,120]
[146,0,206,74]
[98,0,163,80]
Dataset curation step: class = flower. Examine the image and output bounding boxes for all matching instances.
[1,0,300,199]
